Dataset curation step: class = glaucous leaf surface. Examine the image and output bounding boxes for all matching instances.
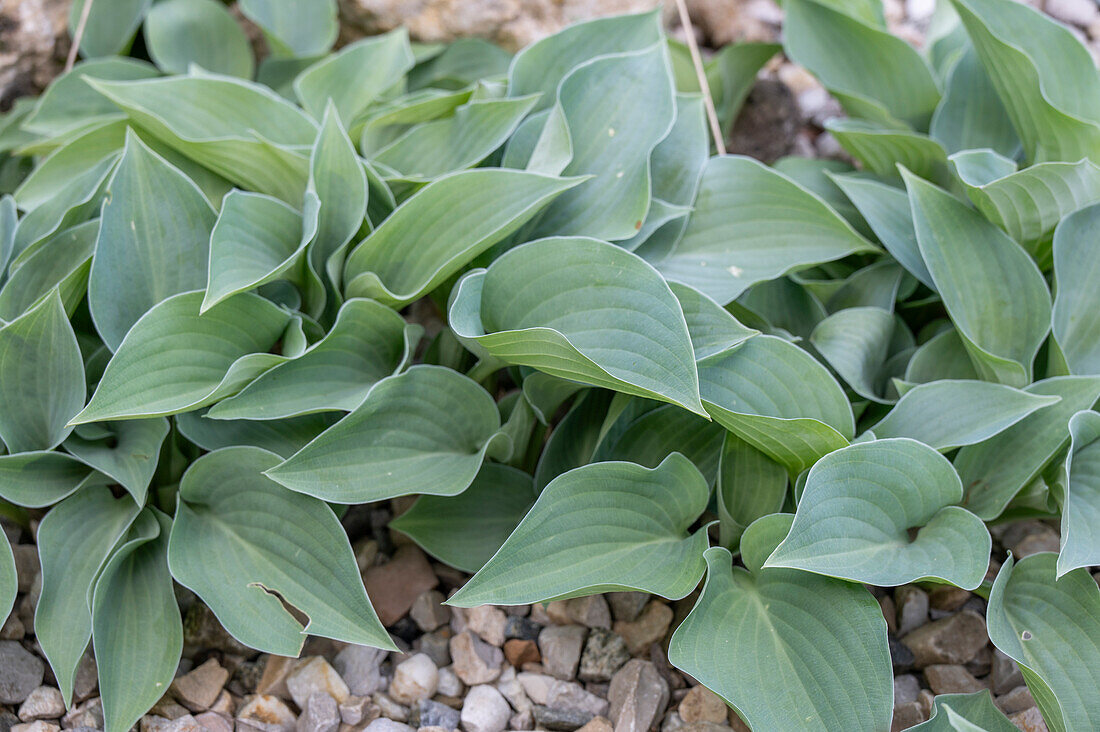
[144,0,254,78]
[0,530,14,630]
[168,447,395,656]
[69,0,149,59]
[238,0,337,57]
[766,438,990,589]
[63,418,169,504]
[986,553,1100,731]
[176,410,337,458]
[1057,411,1100,576]
[670,282,758,361]
[716,432,788,551]
[1052,204,1100,375]
[827,119,950,185]
[810,306,897,403]
[450,237,705,415]
[0,452,98,508]
[930,47,1020,158]
[908,692,1017,731]
[450,454,709,606]
[669,518,892,732]
[266,365,508,503]
[20,59,159,139]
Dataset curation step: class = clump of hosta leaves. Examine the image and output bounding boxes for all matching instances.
[1,0,1100,729]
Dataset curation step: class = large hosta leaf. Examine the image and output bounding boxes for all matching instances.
[266,365,508,503]
[449,237,705,415]
[986,553,1100,731]
[14,120,128,212]
[668,517,892,732]
[391,463,537,573]
[73,291,290,423]
[343,170,582,306]
[1052,204,1100,375]
[144,0,254,78]
[904,169,1050,386]
[0,452,97,508]
[239,0,336,57]
[176,410,337,458]
[92,510,182,732]
[64,418,169,505]
[827,119,950,185]
[168,447,395,656]
[766,438,989,589]
[528,44,675,242]
[0,219,98,323]
[951,0,1100,164]
[89,131,215,350]
[670,282,757,361]
[697,334,854,475]
[909,692,1017,731]
[1057,411,1100,576]
[930,47,1020,158]
[449,454,709,606]
[592,404,724,484]
[20,59,159,139]
[810,306,897,403]
[37,487,139,705]
[0,290,85,452]
[868,379,1059,451]
[957,376,1100,520]
[655,156,877,305]
[716,432,788,551]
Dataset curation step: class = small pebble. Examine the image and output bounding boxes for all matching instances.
[461,685,511,732]
[539,625,587,680]
[390,654,439,706]
[297,693,340,732]
[287,657,350,708]
[333,645,388,697]
[451,631,505,685]
[613,603,673,656]
[17,687,65,722]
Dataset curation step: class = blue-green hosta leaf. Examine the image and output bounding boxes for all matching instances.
[0,452,97,507]
[929,47,1020,157]
[508,9,663,109]
[697,334,854,475]
[37,487,139,705]
[520,372,584,425]
[14,120,128,212]
[592,404,725,485]
[144,0,254,78]
[826,119,950,185]
[783,0,940,128]
[738,277,828,340]
[772,157,873,241]
[655,156,877,305]
[208,299,419,420]
[951,0,1100,164]
[527,44,675,242]
[766,438,990,589]
[168,447,395,656]
[293,30,414,124]
[904,169,1051,386]
[375,96,538,180]
[0,229,94,321]
[986,553,1100,731]
[502,104,574,176]
[957,376,1100,520]
[905,328,979,384]
[238,0,337,57]
[69,0,150,59]
[716,432,788,551]
[810,306,897,403]
[825,260,905,312]
[449,454,709,606]
[63,419,169,505]
[0,290,84,452]
[449,237,705,416]
[670,282,757,361]
[0,529,12,629]
[73,291,291,423]
[951,150,1100,246]
[408,39,509,90]
[909,692,1018,731]
[668,521,892,732]
[265,365,508,503]
[176,410,337,458]
[0,195,14,282]
[868,379,1060,451]
[88,74,316,203]
[92,509,181,732]
[1057,411,1100,576]
[533,390,613,491]
[21,59,159,139]
[1052,204,1100,375]
[390,463,537,573]
[358,87,476,154]
[89,131,215,350]
[343,170,583,306]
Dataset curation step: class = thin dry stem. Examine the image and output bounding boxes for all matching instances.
[673,0,727,155]
[66,0,95,72]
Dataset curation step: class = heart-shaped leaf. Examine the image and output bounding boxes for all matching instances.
[716,432,788,551]
[654,155,877,305]
[92,509,182,732]
[868,379,1060,451]
[904,169,1051,386]
[449,236,706,416]
[343,170,583,306]
[36,487,140,705]
[63,418,169,505]
[391,463,537,573]
[89,131,215,350]
[168,446,395,656]
[0,290,85,452]
[73,291,291,423]
[1052,204,1100,375]
[1056,411,1100,576]
[697,334,854,474]
[144,0,254,78]
[766,438,990,589]
[956,376,1100,520]
[668,518,892,732]
[449,453,710,606]
[986,552,1100,731]
[265,365,508,503]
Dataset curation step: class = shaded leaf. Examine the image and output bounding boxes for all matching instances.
[827,119,950,185]
[1056,410,1100,576]
[810,306,897,403]
[716,432,788,551]
[144,0,254,78]
[909,692,1018,731]
[671,282,758,361]
[69,0,150,58]
[63,419,169,505]
[176,410,337,458]
[0,451,96,508]
[1052,204,1100,375]
[239,0,337,57]
[930,47,1020,158]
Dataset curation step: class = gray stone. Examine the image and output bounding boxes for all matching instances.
[373,693,411,722]
[995,686,1036,716]
[891,702,926,731]
[0,712,18,732]
[613,603,673,656]
[338,696,377,727]
[676,687,725,725]
[606,594,649,624]
[450,631,504,686]
[414,700,459,731]
[607,660,669,732]
[390,654,438,706]
[508,710,533,730]
[546,680,608,717]
[437,666,464,698]
[578,629,630,683]
[12,546,38,593]
[172,658,229,712]
[237,695,297,732]
[0,642,44,704]
[504,616,541,642]
[895,586,929,637]
[17,687,64,722]
[923,665,987,695]
[410,591,451,633]
[416,631,452,669]
[12,722,60,732]
[991,648,1024,695]
[1007,706,1047,732]
[0,613,24,641]
[287,658,350,708]
[893,675,920,706]
[516,672,555,706]
[194,713,232,732]
[1045,0,1099,26]
[297,693,339,732]
[363,546,439,626]
[164,714,204,732]
[538,625,587,680]
[334,645,388,696]
[61,697,103,729]
[467,606,507,647]
[495,667,531,714]
[365,720,415,732]
[71,653,98,703]
[565,597,611,630]
[901,610,987,668]
[460,685,511,732]
[533,707,593,731]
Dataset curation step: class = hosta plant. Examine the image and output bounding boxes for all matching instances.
[1,0,1099,729]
